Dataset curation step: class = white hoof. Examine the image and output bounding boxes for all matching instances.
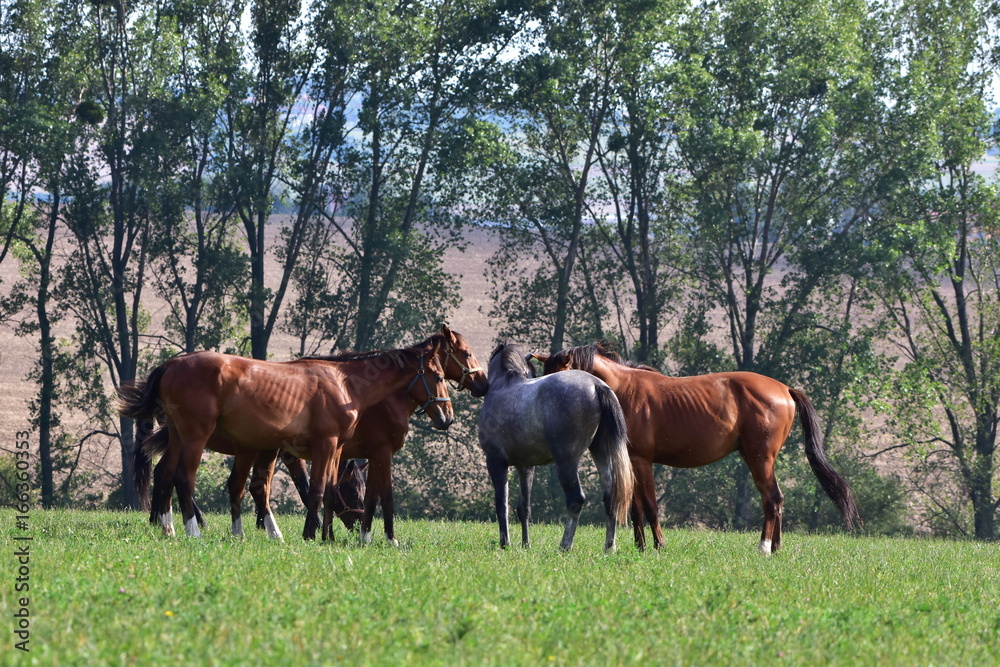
[159,510,175,537]
[185,516,201,538]
[360,530,373,545]
[759,539,772,555]
[263,514,284,541]
[387,537,399,548]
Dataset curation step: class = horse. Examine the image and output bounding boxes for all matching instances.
[136,417,367,539]
[243,325,488,544]
[538,343,862,554]
[477,343,634,552]
[117,341,453,540]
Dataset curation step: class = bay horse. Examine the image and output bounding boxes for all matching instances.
[539,343,862,554]
[242,326,488,544]
[477,343,634,552]
[118,341,453,540]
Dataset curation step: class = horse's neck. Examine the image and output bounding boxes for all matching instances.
[345,359,416,410]
[590,360,625,392]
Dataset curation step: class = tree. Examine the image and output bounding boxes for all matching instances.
[869,0,1000,539]
[590,0,687,363]
[145,0,249,356]
[219,0,316,360]
[487,0,630,354]
[671,0,891,527]
[56,0,186,507]
[282,0,526,353]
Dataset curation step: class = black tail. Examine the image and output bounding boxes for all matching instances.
[116,364,167,420]
[133,417,158,512]
[593,383,635,524]
[790,388,863,531]
[118,364,168,512]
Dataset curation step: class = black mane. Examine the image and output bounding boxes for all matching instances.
[300,346,422,370]
[554,343,659,374]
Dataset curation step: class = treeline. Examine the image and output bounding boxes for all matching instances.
[1,0,998,539]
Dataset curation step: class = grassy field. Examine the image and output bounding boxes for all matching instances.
[1,509,998,666]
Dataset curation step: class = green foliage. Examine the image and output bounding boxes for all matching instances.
[3,509,999,664]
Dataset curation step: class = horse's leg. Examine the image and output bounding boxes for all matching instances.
[486,452,510,548]
[249,464,268,530]
[360,446,393,546]
[741,450,784,554]
[307,439,341,541]
[359,458,380,545]
[633,459,664,550]
[173,438,209,538]
[554,461,586,552]
[630,499,646,551]
[227,448,255,538]
[280,451,311,509]
[515,466,534,548]
[251,449,282,540]
[379,456,399,548]
[590,448,617,553]
[149,454,173,529]
[322,481,336,542]
[152,423,188,536]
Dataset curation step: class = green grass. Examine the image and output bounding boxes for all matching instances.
[1,509,998,665]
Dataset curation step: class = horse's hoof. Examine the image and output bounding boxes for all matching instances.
[263,515,284,541]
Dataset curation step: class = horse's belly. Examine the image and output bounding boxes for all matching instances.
[650,426,739,468]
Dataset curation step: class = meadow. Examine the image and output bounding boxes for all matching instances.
[1,509,998,666]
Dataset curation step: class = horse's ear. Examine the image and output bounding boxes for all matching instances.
[531,354,549,363]
[440,324,452,338]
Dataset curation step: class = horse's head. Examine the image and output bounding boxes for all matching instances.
[407,353,454,430]
[439,325,489,397]
[330,459,368,531]
[488,342,535,380]
[538,350,575,374]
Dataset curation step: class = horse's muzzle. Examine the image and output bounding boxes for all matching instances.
[431,413,454,431]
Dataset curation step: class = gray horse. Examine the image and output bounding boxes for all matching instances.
[477,343,635,552]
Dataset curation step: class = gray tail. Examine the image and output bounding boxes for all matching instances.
[593,384,634,524]
[790,388,862,530]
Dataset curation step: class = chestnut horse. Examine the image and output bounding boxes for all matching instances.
[243,326,488,544]
[118,342,453,540]
[540,343,861,554]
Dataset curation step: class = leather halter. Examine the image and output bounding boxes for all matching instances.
[447,348,483,391]
[332,479,364,519]
[406,354,452,414]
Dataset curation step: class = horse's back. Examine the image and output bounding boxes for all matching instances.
[622,370,795,467]
[479,369,606,464]
[158,352,352,451]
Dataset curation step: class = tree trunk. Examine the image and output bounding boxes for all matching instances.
[971,429,996,539]
[36,194,58,508]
